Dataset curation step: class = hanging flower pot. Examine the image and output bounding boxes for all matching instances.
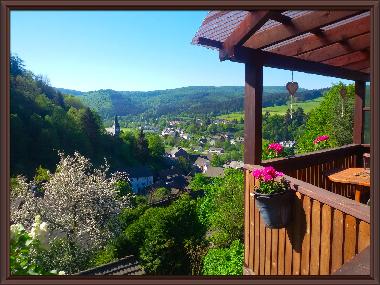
[251,166,294,229]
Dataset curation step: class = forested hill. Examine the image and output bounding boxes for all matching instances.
[10,56,151,177]
[57,86,327,120]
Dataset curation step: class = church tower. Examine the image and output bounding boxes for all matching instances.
[113,115,120,136]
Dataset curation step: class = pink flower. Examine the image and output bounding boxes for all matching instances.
[251,166,284,182]
[313,135,329,144]
[252,169,262,179]
[268,143,283,154]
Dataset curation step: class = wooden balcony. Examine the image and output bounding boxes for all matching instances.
[243,144,370,275]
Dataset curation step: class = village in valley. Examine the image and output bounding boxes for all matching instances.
[105,114,294,201]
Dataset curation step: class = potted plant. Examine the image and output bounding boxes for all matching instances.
[251,166,293,229]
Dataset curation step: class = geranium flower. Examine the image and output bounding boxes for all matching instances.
[251,166,284,182]
[268,143,283,154]
[313,135,329,144]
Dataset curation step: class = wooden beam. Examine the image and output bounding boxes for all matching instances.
[197,37,369,81]
[297,33,370,62]
[228,45,370,81]
[266,14,369,56]
[244,63,263,165]
[269,12,292,24]
[360,67,370,73]
[322,49,369,66]
[244,10,363,50]
[344,59,370,71]
[223,10,271,57]
[353,81,365,144]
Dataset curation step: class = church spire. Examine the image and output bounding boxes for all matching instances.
[113,115,120,136]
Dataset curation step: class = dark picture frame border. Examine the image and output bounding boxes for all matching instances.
[1,0,379,284]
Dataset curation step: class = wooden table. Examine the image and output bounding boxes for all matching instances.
[326,168,370,202]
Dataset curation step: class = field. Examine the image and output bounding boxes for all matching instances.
[217,97,322,121]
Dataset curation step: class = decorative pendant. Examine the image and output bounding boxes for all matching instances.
[340,87,347,117]
[286,79,299,119]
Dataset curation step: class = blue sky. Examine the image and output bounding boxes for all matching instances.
[11,11,352,92]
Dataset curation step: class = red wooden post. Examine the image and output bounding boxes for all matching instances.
[353,80,365,144]
[244,63,263,165]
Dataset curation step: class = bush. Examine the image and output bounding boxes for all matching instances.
[202,240,244,275]
[196,169,244,247]
[115,194,206,274]
[10,216,64,275]
[296,83,354,154]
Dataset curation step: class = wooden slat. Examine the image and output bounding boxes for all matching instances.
[266,13,370,56]
[259,213,266,275]
[301,196,311,275]
[244,10,363,49]
[244,172,250,266]
[331,209,344,273]
[249,175,255,269]
[254,194,260,274]
[284,225,293,275]
[323,49,369,67]
[292,192,302,275]
[223,10,271,56]
[265,227,272,275]
[344,60,370,71]
[310,200,321,275]
[277,228,286,275]
[271,229,278,275]
[344,214,358,263]
[357,221,370,252]
[297,33,370,63]
[320,204,332,275]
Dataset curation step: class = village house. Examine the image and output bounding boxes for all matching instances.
[208,147,224,155]
[161,128,177,137]
[194,156,211,173]
[223,160,244,170]
[125,166,154,194]
[279,140,296,148]
[169,147,189,159]
[204,166,224,178]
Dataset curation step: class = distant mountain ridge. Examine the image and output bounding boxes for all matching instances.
[56,86,327,119]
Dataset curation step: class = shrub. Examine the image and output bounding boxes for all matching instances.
[202,240,244,275]
[10,216,64,275]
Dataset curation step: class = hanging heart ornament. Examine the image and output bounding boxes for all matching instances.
[286,81,299,96]
[340,87,347,100]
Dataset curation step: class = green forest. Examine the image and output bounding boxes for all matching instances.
[58,85,326,122]
[10,55,166,177]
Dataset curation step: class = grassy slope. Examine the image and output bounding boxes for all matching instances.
[217,97,323,120]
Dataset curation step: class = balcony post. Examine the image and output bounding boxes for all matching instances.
[244,63,263,165]
[353,80,365,144]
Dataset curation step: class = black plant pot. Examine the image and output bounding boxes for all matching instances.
[253,190,294,229]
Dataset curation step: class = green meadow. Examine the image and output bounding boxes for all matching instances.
[217,97,323,121]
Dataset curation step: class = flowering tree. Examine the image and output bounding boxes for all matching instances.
[10,152,133,273]
[10,215,64,275]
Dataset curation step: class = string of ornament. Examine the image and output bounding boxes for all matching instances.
[339,86,347,117]
[286,71,299,119]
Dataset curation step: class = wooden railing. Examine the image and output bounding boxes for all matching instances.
[243,164,370,275]
[261,144,370,199]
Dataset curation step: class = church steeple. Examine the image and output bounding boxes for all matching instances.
[113,115,120,136]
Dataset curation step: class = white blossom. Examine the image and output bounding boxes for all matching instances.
[10,152,133,253]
